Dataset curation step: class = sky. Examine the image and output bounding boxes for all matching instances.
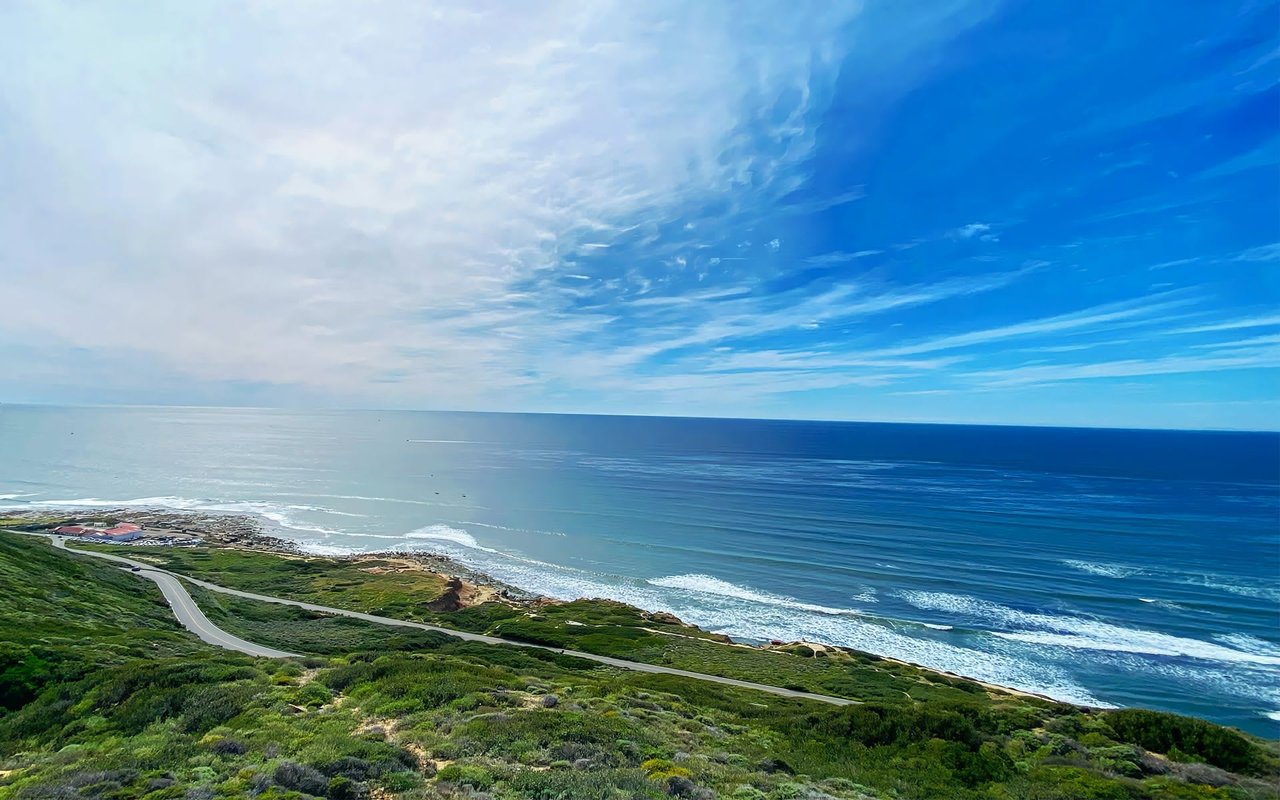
[1,1,1277,430]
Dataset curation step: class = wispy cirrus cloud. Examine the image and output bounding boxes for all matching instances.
[0,0,870,405]
[1,0,1276,429]
[1169,314,1280,335]
[966,346,1280,388]
[1233,243,1280,263]
[866,294,1196,358]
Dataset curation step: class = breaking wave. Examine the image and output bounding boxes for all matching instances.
[648,573,864,617]
[1138,598,1185,610]
[383,536,1106,706]
[1062,559,1144,578]
[899,591,1280,666]
[1186,575,1280,603]
[0,495,358,539]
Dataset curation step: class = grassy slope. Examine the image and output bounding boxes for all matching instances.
[0,535,203,711]
[2,536,1276,800]
[88,545,1014,706]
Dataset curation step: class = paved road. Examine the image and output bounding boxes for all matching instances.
[44,536,297,658]
[21,532,856,706]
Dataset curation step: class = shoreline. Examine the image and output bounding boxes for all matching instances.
[2,506,1068,707]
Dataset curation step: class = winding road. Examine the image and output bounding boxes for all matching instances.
[18,532,857,707]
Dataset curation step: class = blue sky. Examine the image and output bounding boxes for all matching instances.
[1,1,1277,429]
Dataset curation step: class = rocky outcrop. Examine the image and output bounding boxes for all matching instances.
[426,576,465,612]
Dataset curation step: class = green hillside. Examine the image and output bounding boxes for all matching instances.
[1,534,1277,799]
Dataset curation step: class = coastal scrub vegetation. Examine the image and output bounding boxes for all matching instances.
[1,535,1277,799]
[73,545,1023,706]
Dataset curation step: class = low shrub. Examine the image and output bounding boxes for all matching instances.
[436,763,494,790]
[1105,709,1266,775]
[273,761,328,795]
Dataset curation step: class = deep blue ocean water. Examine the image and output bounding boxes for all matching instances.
[2,405,1277,735]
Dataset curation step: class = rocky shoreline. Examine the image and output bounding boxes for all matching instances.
[0,507,532,599]
[3,506,1061,703]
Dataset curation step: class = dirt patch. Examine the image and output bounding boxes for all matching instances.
[354,716,399,737]
[295,668,320,686]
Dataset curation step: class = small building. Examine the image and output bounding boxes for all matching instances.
[53,522,144,542]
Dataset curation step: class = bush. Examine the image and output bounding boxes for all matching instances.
[508,767,653,799]
[757,758,794,774]
[1018,765,1140,799]
[643,758,692,781]
[436,763,494,790]
[377,771,422,792]
[802,703,981,748]
[273,761,328,795]
[210,737,248,755]
[1174,761,1235,787]
[327,775,367,799]
[1104,709,1264,774]
[179,683,259,734]
[294,682,333,708]
[323,756,373,781]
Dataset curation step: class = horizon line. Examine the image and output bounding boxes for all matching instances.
[2,399,1277,436]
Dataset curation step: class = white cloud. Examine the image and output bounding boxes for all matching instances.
[805,249,883,264]
[1190,333,1280,349]
[1233,242,1280,262]
[585,267,1036,373]
[778,186,866,214]
[867,294,1194,358]
[967,347,1280,387]
[1167,313,1280,334]
[952,222,992,239]
[0,1,862,406]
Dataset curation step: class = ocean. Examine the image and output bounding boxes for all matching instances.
[1,404,1277,735]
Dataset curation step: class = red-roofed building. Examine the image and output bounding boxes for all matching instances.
[53,522,144,542]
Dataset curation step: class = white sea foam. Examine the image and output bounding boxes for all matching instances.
[440,519,568,537]
[404,524,482,550]
[1262,710,1280,722]
[5,495,358,539]
[648,574,863,617]
[1214,634,1280,658]
[30,495,206,509]
[922,623,954,631]
[297,542,360,556]
[850,588,878,604]
[989,631,1280,665]
[1189,576,1280,603]
[1138,598,1185,610]
[400,524,574,573]
[1062,559,1143,578]
[262,492,475,510]
[900,590,1280,666]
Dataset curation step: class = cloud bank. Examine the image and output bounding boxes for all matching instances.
[1,0,1276,429]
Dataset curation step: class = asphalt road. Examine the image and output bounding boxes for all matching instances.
[21,532,857,706]
[39,535,298,658]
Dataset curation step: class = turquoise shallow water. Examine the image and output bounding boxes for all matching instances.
[2,405,1277,735]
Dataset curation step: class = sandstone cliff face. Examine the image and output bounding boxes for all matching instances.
[426,576,465,612]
